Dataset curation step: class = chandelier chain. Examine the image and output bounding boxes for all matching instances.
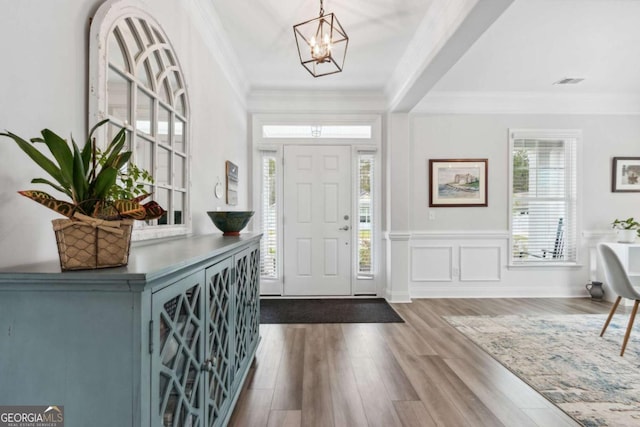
[319,0,324,16]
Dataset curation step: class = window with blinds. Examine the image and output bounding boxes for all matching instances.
[260,154,278,278]
[509,131,579,265]
[358,153,375,276]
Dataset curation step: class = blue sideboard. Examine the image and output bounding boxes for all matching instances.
[0,233,261,427]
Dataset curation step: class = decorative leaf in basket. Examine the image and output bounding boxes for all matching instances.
[1,119,166,270]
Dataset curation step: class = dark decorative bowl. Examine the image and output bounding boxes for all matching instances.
[207,211,254,236]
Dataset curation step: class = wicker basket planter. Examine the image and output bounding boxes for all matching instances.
[52,214,134,271]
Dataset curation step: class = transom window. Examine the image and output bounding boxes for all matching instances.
[90,6,190,237]
[262,125,372,139]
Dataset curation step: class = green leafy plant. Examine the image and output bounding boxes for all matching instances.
[612,217,640,230]
[1,119,165,221]
[612,217,640,236]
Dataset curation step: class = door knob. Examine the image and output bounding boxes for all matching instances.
[201,357,217,372]
[339,225,349,231]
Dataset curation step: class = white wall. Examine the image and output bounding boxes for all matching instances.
[405,113,640,297]
[0,0,248,268]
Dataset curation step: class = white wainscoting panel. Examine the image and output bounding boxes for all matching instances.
[408,231,589,298]
[410,246,453,282]
[459,246,501,281]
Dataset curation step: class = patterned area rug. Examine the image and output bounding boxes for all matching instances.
[445,314,640,427]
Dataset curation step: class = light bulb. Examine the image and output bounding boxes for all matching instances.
[323,34,330,44]
[310,36,316,47]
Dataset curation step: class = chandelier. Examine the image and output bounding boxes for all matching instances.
[293,0,349,77]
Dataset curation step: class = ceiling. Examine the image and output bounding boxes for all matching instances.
[209,0,640,109]
[211,0,433,91]
[431,0,640,94]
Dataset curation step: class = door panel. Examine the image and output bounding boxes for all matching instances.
[283,145,351,295]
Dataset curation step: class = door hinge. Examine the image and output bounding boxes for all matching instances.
[148,320,154,354]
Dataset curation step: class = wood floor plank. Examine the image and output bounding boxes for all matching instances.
[301,325,335,427]
[395,353,470,426]
[340,323,371,359]
[324,325,369,427]
[413,319,482,360]
[392,400,437,427]
[271,326,306,410]
[228,387,273,427]
[357,324,421,401]
[392,302,448,329]
[251,324,287,390]
[443,350,551,410]
[444,357,542,427]
[521,408,580,427]
[416,355,505,427]
[266,410,302,427]
[351,357,403,427]
[377,322,437,356]
[324,323,349,353]
[232,298,614,427]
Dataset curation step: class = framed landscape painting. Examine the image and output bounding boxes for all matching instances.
[612,157,640,192]
[429,159,488,207]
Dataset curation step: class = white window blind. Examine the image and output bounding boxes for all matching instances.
[510,131,578,264]
[357,153,375,276]
[260,153,278,278]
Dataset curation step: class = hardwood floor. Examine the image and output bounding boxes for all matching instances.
[229,298,613,427]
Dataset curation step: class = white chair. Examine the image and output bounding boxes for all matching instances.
[598,243,640,356]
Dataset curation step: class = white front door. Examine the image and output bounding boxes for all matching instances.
[283,145,352,295]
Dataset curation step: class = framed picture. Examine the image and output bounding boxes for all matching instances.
[226,160,239,205]
[429,159,488,207]
[612,157,640,193]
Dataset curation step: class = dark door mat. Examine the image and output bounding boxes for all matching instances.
[260,298,404,324]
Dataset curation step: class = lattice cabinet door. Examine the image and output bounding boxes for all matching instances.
[246,245,260,353]
[151,271,206,427]
[204,258,233,427]
[232,244,260,388]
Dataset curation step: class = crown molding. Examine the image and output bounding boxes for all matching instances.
[187,0,249,106]
[412,91,640,115]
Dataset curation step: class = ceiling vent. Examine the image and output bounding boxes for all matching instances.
[553,77,585,85]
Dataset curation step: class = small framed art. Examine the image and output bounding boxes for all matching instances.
[226,161,239,205]
[612,157,640,193]
[429,158,488,207]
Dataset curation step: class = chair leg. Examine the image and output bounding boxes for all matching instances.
[620,300,640,356]
[601,296,622,337]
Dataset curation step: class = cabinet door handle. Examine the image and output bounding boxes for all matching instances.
[201,358,217,373]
